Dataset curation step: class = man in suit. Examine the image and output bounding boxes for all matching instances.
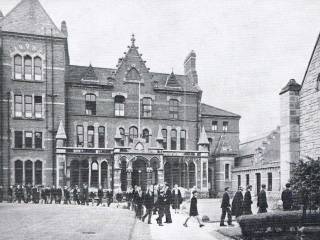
[142,185,154,224]
[231,186,244,218]
[97,186,104,206]
[156,185,165,226]
[257,184,268,213]
[220,187,233,226]
[243,185,253,215]
[163,184,172,223]
[281,183,293,211]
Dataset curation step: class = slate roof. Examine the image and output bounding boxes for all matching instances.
[0,0,65,38]
[201,103,240,118]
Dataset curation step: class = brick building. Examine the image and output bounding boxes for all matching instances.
[0,0,240,197]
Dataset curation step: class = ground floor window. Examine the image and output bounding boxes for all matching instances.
[120,159,127,191]
[25,160,33,185]
[268,172,272,191]
[189,162,196,188]
[15,160,23,185]
[246,174,249,186]
[101,161,108,189]
[237,175,241,188]
[35,160,42,185]
[91,161,99,188]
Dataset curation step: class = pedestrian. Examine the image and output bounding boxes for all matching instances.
[156,185,165,226]
[63,186,71,204]
[73,185,80,205]
[136,188,144,220]
[89,191,96,206]
[97,186,104,206]
[172,184,182,214]
[231,186,244,218]
[282,183,293,211]
[183,190,205,228]
[106,189,113,207]
[220,187,233,227]
[16,185,23,203]
[152,184,159,215]
[25,184,32,203]
[83,184,89,205]
[257,184,268,213]
[243,185,253,215]
[142,186,154,224]
[57,186,62,204]
[50,185,56,204]
[8,186,13,203]
[0,185,3,203]
[163,184,172,223]
[32,186,39,203]
[116,190,123,208]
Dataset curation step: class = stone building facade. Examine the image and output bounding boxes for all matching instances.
[0,0,240,197]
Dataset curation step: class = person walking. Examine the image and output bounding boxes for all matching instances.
[63,186,71,204]
[163,184,172,223]
[97,186,104,206]
[156,186,165,226]
[243,185,253,215]
[142,186,154,224]
[83,184,89,206]
[73,185,80,205]
[50,185,56,204]
[172,184,182,214]
[257,184,268,213]
[183,190,205,228]
[135,188,144,220]
[220,187,233,227]
[16,185,23,203]
[231,186,244,218]
[57,186,62,204]
[8,186,13,203]
[281,183,293,211]
[106,189,113,207]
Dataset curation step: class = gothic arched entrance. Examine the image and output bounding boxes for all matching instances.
[132,157,147,190]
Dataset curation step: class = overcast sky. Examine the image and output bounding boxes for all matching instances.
[1,0,320,142]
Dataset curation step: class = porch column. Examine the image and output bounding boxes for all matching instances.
[158,169,164,184]
[147,167,152,186]
[114,168,121,191]
[22,161,25,185]
[88,158,92,187]
[32,161,35,186]
[98,161,101,187]
[127,168,132,189]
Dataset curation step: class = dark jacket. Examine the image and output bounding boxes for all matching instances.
[281,189,293,210]
[98,189,104,198]
[172,189,182,207]
[143,191,154,210]
[257,189,268,209]
[189,196,199,216]
[231,191,243,217]
[164,188,172,205]
[64,189,70,199]
[221,191,231,209]
[243,190,253,214]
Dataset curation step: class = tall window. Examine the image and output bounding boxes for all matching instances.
[91,161,99,188]
[87,126,94,148]
[35,160,42,185]
[180,130,186,150]
[25,131,33,148]
[76,125,84,147]
[189,162,196,188]
[171,129,177,150]
[35,132,42,149]
[25,160,33,185]
[34,96,42,118]
[126,67,140,80]
[14,95,22,117]
[129,126,138,143]
[237,175,241,188]
[115,95,125,117]
[203,162,207,187]
[222,121,228,132]
[15,160,23,184]
[14,55,22,79]
[98,126,105,148]
[119,128,125,146]
[24,55,32,80]
[142,98,152,117]
[14,131,23,148]
[24,95,32,118]
[34,57,42,81]
[246,174,250,186]
[169,99,179,119]
[268,172,272,191]
[101,161,108,189]
[162,129,167,149]
[85,94,96,115]
[212,121,218,131]
[225,163,230,181]
[142,129,150,143]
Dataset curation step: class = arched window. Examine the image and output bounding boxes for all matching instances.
[34,57,42,81]
[142,129,150,143]
[15,160,23,185]
[25,160,33,185]
[76,125,84,147]
[180,130,186,150]
[171,129,177,150]
[101,161,108,189]
[35,160,42,185]
[120,159,127,191]
[115,95,125,117]
[80,160,89,185]
[129,126,138,143]
[70,160,80,187]
[126,67,140,80]
[189,162,196,188]
[169,99,179,119]
[85,94,96,115]
[150,158,159,185]
[98,126,105,148]
[119,128,125,146]
[24,55,32,80]
[162,129,167,149]
[91,161,99,188]
[142,98,152,117]
[164,162,172,187]
[14,55,22,79]
[181,163,187,188]
[87,125,94,148]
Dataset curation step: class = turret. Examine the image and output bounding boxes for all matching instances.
[198,126,209,152]
[56,120,67,147]
[184,50,198,85]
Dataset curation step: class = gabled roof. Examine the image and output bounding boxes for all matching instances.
[81,64,98,81]
[201,103,240,118]
[165,72,180,87]
[0,0,65,38]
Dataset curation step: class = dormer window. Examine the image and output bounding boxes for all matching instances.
[126,67,140,81]
[24,55,32,80]
[115,95,125,117]
[14,55,22,80]
[85,94,96,115]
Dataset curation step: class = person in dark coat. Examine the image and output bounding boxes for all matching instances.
[8,186,13,203]
[220,187,233,226]
[63,186,71,204]
[231,187,244,217]
[106,190,113,207]
[32,186,39,203]
[243,185,253,215]
[0,185,3,202]
[16,185,23,203]
[56,187,62,204]
[142,186,154,224]
[135,188,144,220]
[116,190,123,208]
[50,185,56,204]
[183,190,205,227]
[83,184,89,205]
[73,185,80,205]
[172,184,182,214]
[156,185,165,226]
[97,186,104,206]
[163,184,172,223]
[257,184,268,213]
[282,183,293,211]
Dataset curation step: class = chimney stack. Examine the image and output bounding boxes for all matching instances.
[61,20,68,37]
[184,50,198,85]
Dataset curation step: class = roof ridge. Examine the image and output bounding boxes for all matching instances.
[201,102,241,117]
[69,64,116,71]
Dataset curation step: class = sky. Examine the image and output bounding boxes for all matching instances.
[1,0,320,142]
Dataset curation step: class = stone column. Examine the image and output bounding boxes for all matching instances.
[147,167,153,186]
[114,169,121,191]
[127,168,132,189]
[158,169,164,184]
[33,161,36,186]
[94,123,99,148]
[88,158,92,188]
[98,161,101,188]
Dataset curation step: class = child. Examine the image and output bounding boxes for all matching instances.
[183,190,204,228]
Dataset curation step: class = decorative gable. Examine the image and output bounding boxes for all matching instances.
[81,64,98,82]
[126,67,140,81]
[165,72,180,87]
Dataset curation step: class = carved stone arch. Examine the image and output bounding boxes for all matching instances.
[126,67,140,81]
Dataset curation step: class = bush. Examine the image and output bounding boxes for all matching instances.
[237,211,320,238]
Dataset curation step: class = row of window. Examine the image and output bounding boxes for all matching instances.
[212,121,229,132]
[14,54,42,81]
[14,131,43,149]
[85,94,179,119]
[13,94,43,119]
[237,172,273,191]
[76,125,106,148]
[14,160,43,185]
